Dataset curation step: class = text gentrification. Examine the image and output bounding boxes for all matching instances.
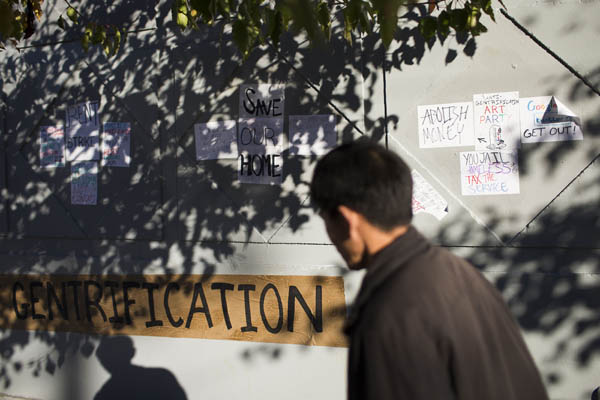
[66,101,100,161]
[519,96,583,143]
[473,92,520,151]
[417,102,474,148]
[40,126,65,168]
[1,274,348,347]
[460,151,520,196]
[102,122,131,167]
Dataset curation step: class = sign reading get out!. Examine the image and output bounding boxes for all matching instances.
[1,274,348,347]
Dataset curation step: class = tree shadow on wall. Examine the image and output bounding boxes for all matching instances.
[0,0,487,396]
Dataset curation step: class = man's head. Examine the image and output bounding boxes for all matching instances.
[310,140,413,268]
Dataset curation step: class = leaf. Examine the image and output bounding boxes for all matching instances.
[419,16,437,40]
[113,27,121,55]
[437,10,450,38]
[177,12,188,28]
[32,0,43,20]
[0,2,15,39]
[232,18,249,58]
[428,0,436,14]
[373,0,401,48]
[317,2,330,40]
[81,33,89,52]
[267,9,282,46]
[66,6,77,24]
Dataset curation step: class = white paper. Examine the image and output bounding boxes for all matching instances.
[417,102,474,148]
[194,120,238,160]
[411,170,448,220]
[460,151,519,196]
[237,117,285,153]
[102,122,131,167]
[65,101,100,161]
[71,161,98,205]
[239,84,285,119]
[520,96,583,143]
[288,115,337,156]
[40,126,65,168]
[473,92,520,150]
[238,151,283,185]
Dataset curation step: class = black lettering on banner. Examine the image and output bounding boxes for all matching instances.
[47,282,68,321]
[272,99,282,116]
[164,282,183,327]
[243,87,257,115]
[122,281,140,325]
[238,284,258,332]
[29,281,45,320]
[287,285,322,332]
[104,281,124,324]
[186,283,213,329]
[84,280,107,323]
[239,153,251,176]
[66,281,82,320]
[211,282,234,330]
[12,281,28,320]
[260,283,283,334]
[142,282,163,328]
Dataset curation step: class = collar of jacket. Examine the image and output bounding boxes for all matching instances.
[344,225,430,334]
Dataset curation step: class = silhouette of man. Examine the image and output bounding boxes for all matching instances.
[311,141,549,400]
[94,336,187,400]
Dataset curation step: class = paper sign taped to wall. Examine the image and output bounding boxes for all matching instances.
[102,122,131,167]
[237,117,285,153]
[411,170,448,220]
[519,96,583,143]
[66,101,100,161]
[40,126,65,168]
[473,92,520,151]
[417,102,474,148]
[288,115,337,156]
[194,120,238,160]
[0,273,348,348]
[238,151,284,185]
[460,151,519,196]
[71,161,98,205]
[239,84,285,119]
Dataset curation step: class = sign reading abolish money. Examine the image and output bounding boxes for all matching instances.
[66,101,100,161]
[2,274,348,347]
[40,126,65,168]
[519,96,583,143]
[102,122,131,167]
[417,102,474,148]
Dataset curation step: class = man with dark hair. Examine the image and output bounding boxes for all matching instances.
[311,141,549,400]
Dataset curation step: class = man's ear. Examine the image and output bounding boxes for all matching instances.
[337,205,360,234]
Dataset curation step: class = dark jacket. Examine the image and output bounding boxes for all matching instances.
[345,227,549,400]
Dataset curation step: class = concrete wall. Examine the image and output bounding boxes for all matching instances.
[0,0,598,399]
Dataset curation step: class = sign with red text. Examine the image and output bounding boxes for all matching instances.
[411,170,448,220]
[474,92,520,151]
[460,151,520,196]
[102,122,131,167]
[417,102,474,148]
[40,126,65,168]
[519,96,583,143]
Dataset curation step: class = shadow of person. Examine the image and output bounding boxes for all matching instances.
[94,336,187,400]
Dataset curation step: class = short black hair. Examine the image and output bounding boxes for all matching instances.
[310,140,413,230]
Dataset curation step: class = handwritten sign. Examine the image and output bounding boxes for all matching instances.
[66,101,100,161]
[71,161,98,205]
[417,102,474,148]
[460,151,519,196]
[40,126,65,168]
[194,120,238,160]
[288,115,337,156]
[411,170,448,220]
[102,122,131,167]
[1,273,347,347]
[237,117,284,153]
[239,84,285,119]
[238,151,283,185]
[520,96,583,143]
[473,92,520,151]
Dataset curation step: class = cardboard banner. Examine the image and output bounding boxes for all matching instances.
[0,274,348,348]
